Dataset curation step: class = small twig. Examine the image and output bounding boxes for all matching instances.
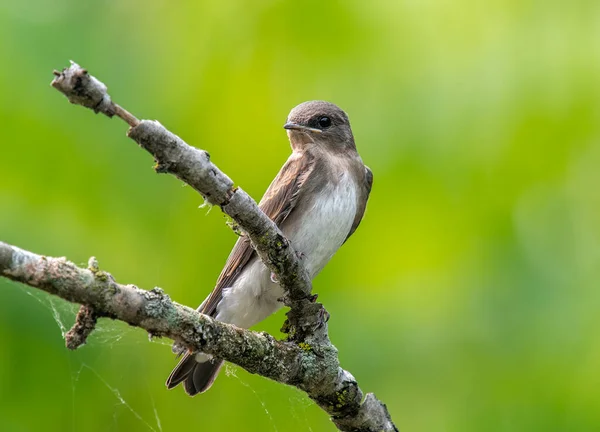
[51,61,139,127]
[114,104,139,127]
[65,305,98,350]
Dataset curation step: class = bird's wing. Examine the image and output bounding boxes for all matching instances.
[344,165,373,243]
[200,152,316,317]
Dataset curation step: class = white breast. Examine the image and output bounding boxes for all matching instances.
[288,172,358,278]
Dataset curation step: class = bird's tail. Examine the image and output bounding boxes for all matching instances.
[166,352,224,396]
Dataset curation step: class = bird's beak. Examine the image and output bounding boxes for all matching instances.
[283,123,322,134]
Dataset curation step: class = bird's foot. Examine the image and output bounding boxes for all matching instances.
[270,272,279,283]
[319,307,330,324]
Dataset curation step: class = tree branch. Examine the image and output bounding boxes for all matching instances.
[1,61,399,431]
[51,62,312,311]
[0,243,302,383]
[1,242,396,431]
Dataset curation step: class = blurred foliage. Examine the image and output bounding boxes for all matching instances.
[1,0,600,431]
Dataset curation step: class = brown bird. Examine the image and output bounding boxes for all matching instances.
[166,100,373,395]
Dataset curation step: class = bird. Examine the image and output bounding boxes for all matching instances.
[166,100,373,395]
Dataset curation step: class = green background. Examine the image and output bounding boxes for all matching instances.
[2,1,600,431]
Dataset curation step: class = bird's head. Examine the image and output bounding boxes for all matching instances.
[284,101,355,152]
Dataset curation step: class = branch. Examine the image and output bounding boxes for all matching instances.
[1,242,396,431]
[51,62,311,311]
[2,61,402,431]
[0,243,302,382]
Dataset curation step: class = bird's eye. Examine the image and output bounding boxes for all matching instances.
[318,116,332,128]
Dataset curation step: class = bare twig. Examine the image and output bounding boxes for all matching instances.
[65,305,98,350]
[52,62,139,126]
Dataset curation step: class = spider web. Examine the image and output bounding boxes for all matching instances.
[225,364,279,432]
[15,285,315,432]
[16,286,162,432]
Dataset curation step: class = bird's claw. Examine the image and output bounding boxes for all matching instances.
[270,272,279,283]
[317,307,330,328]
